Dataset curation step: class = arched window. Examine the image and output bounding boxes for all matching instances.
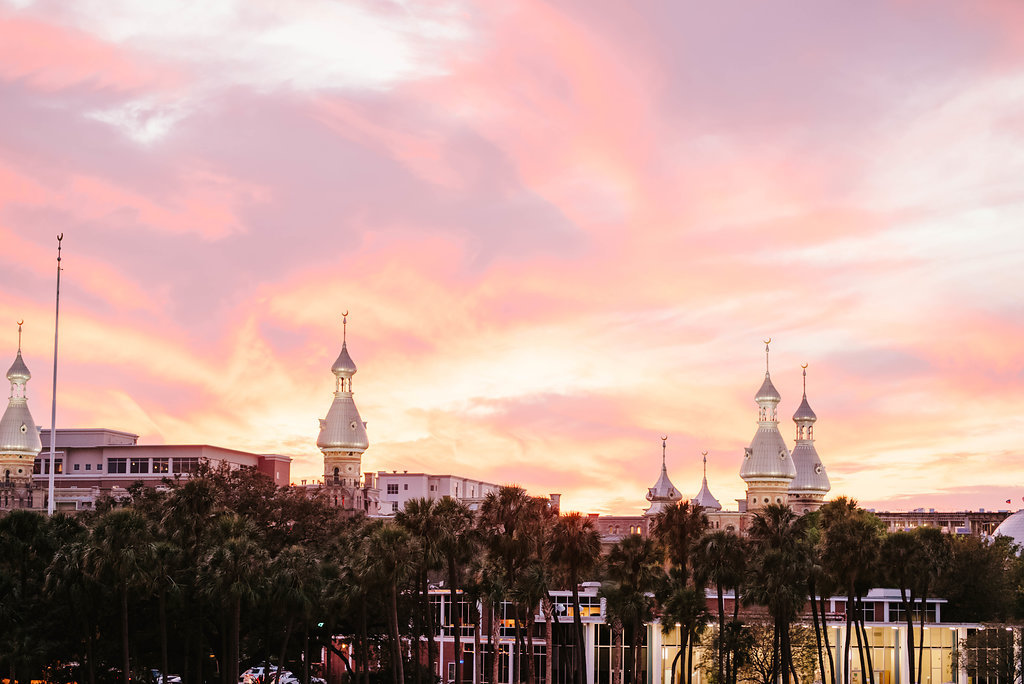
[333,467,340,483]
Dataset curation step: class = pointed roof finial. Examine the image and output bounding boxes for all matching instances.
[793,362,817,422]
[801,362,808,395]
[17,320,23,353]
[764,337,772,374]
[702,450,708,477]
[661,435,668,467]
[342,310,349,345]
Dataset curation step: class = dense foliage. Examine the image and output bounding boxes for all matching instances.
[1,474,1022,684]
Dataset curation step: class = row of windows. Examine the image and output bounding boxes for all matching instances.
[34,457,200,475]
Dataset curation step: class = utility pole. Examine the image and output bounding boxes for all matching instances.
[47,234,62,515]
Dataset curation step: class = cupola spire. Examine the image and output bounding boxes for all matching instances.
[644,435,682,515]
[693,450,722,511]
[789,363,830,511]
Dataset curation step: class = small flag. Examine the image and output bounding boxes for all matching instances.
[1007,500,1012,504]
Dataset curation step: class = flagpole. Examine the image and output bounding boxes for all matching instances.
[47,234,62,515]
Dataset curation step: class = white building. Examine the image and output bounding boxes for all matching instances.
[377,471,500,514]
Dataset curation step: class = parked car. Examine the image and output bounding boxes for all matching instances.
[151,670,182,684]
[240,665,299,684]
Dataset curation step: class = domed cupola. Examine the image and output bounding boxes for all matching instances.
[692,451,722,511]
[644,436,683,516]
[318,313,370,497]
[740,340,796,511]
[317,313,369,452]
[0,323,42,484]
[789,364,830,512]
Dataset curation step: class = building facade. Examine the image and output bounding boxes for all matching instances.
[377,471,501,514]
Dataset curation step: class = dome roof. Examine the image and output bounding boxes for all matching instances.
[316,393,369,451]
[792,394,817,422]
[994,511,1024,548]
[740,424,796,481]
[693,476,722,511]
[6,351,30,383]
[755,374,781,403]
[331,343,357,376]
[0,401,42,456]
[789,442,830,493]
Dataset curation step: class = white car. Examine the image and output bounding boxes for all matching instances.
[240,666,299,684]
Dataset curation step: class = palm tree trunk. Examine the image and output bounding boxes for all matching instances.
[686,628,695,684]
[515,607,525,684]
[635,623,644,684]
[820,596,835,684]
[851,599,868,684]
[526,609,536,684]
[570,580,585,684]
[361,601,370,684]
[915,592,927,684]
[858,611,874,684]
[717,582,726,684]
[391,582,406,684]
[898,589,915,684]
[543,599,554,684]
[490,601,500,684]
[414,577,423,684]
[233,596,243,684]
[160,590,169,684]
[808,580,825,684]
[670,648,682,684]
[473,600,482,684]
[276,617,295,684]
[87,626,97,684]
[772,620,781,684]
[843,596,854,684]
[611,619,622,684]
[450,560,464,684]
[122,582,131,684]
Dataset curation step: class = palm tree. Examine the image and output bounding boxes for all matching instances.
[547,512,601,684]
[85,508,154,684]
[603,534,663,684]
[819,498,883,684]
[45,539,100,684]
[269,545,322,684]
[364,521,419,684]
[659,582,708,684]
[198,515,269,684]
[397,497,444,684]
[909,527,950,684]
[695,531,746,684]
[435,497,477,684]
[746,504,808,684]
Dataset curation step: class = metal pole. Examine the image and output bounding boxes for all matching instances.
[47,233,62,515]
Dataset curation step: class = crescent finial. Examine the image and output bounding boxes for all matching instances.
[763,337,771,346]
[701,450,708,457]
[16,320,23,327]
[660,435,668,442]
[801,362,808,369]
[342,310,349,318]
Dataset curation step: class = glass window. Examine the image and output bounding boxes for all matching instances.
[85,463,91,471]
[108,458,127,474]
[130,458,149,474]
[172,457,199,474]
[387,483,399,494]
[74,463,80,471]
[153,458,169,474]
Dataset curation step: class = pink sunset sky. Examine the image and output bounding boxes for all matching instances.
[2,1,1023,515]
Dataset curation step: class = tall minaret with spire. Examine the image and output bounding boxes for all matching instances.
[788,364,831,513]
[739,339,796,511]
[317,313,373,512]
[0,323,42,507]
[644,436,683,516]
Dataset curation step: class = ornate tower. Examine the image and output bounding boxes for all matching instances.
[739,340,796,511]
[317,314,371,512]
[788,365,830,513]
[644,436,683,516]
[692,452,722,511]
[0,323,42,507]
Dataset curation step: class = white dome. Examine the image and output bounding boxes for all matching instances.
[993,511,1024,548]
